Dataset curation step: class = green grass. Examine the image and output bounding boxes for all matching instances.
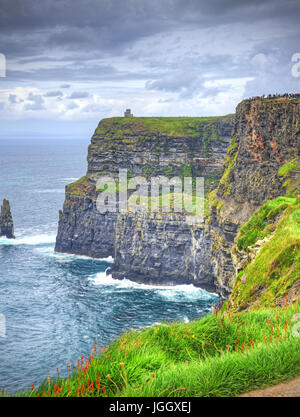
[6,302,300,397]
[278,158,300,177]
[236,197,296,251]
[231,196,300,309]
[95,115,234,139]
[277,158,300,198]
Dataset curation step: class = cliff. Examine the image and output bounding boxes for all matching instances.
[55,116,233,283]
[227,194,300,311]
[56,98,300,299]
[110,211,214,291]
[209,97,300,299]
[0,199,15,239]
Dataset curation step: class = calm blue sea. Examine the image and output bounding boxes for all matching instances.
[0,137,218,393]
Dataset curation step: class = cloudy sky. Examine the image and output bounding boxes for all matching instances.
[0,0,300,138]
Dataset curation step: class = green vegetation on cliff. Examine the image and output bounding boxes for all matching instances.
[48,103,299,398]
[95,116,233,139]
[66,176,94,197]
[278,158,300,198]
[228,196,300,310]
[218,137,238,196]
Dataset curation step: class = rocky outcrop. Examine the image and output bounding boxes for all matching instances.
[55,116,234,273]
[209,97,300,299]
[55,185,117,258]
[0,199,15,239]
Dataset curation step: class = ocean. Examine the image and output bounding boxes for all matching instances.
[0,137,218,393]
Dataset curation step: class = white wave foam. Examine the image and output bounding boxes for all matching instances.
[60,177,79,182]
[36,189,64,193]
[0,234,56,246]
[35,247,114,263]
[102,256,114,263]
[89,271,217,301]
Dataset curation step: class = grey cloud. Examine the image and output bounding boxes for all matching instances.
[6,62,133,83]
[67,91,90,99]
[0,0,299,115]
[44,90,63,97]
[25,92,45,110]
[9,94,23,104]
[82,103,101,112]
[67,102,78,110]
[1,0,300,59]
[145,53,249,98]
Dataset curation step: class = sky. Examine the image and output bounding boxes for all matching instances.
[0,0,300,138]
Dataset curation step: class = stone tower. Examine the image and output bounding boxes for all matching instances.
[124,109,133,118]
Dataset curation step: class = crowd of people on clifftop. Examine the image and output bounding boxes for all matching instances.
[248,93,300,101]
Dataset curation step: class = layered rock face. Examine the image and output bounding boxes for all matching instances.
[55,116,233,290]
[56,99,300,297]
[209,97,300,299]
[0,199,15,239]
[110,211,214,291]
[86,117,233,181]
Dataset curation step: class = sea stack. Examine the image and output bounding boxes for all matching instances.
[0,199,15,239]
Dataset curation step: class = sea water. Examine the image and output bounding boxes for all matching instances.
[0,137,218,393]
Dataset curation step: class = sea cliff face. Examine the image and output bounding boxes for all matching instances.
[110,211,214,291]
[56,98,300,298]
[55,116,233,290]
[208,97,300,299]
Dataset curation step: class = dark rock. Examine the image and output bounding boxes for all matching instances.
[0,199,15,239]
[111,211,215,291]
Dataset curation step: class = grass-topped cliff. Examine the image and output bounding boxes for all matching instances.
[17,166,300,398]
[88,114,234,184]
[56,114,233,261]
[207,98,300,299]
[95,115,234,138]
[47,99,300,398]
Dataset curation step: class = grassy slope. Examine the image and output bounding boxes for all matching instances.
[10,302,300,397]
[228,196,300,310]
[225,158,300,311]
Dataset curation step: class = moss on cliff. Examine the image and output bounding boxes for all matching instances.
[278,158,300,177]
[66,176,95,197]
[218,137,238,196]
[278,158,300,198]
